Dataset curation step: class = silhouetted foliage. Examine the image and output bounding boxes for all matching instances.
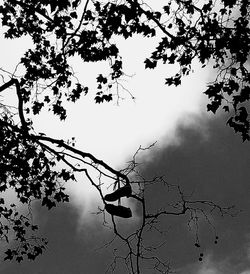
[0,0,248,272]
[0,0,249,138]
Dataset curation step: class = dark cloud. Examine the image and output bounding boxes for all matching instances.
[2,115,250,273]
[139,115,250,272]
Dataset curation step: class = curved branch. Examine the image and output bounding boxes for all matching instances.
[32,134,130,184]
[64,0,90,47]
[0,78,28,131]
[125,0,175,39]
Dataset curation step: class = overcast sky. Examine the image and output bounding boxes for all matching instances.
[1,113,250,274]
[1,2,250,274]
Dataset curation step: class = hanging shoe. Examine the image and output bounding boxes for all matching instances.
[105,204,132,218]
[104,184,132,202]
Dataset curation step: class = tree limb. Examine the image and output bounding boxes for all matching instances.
[0,79,28,131]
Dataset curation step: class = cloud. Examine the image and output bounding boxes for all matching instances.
[177,251,250,274]
[177,253,224,274]
[197,255,223,274]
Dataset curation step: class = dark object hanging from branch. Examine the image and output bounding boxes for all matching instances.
[104,184,132,202]
[105,204,132,218]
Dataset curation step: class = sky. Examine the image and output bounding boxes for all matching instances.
[0,1,250,274]
[1,112,250,274]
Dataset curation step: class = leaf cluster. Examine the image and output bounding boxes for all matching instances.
[0,117,75,260]
[1,0,249,138]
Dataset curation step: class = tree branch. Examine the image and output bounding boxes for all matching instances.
[125,0,175,39]
[32,134,130,184]
[0,79,28,131]
[64,0,90,48]
[9,0,53,22]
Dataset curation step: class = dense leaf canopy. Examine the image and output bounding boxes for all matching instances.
[0,0,249,270]
[1,0,249,138]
